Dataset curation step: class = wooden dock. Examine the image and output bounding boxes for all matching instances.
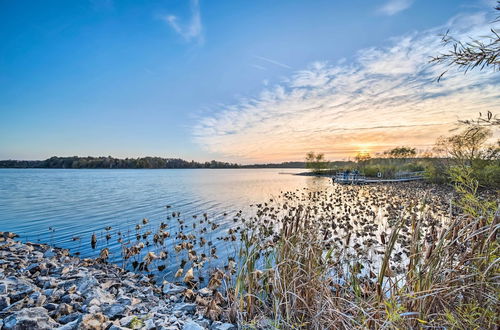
[334,171,425,184]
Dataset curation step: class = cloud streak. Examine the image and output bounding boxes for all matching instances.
[254,56,292,69]
[193,11,500,163]
[378,0,414,15]
[162,0,203,43]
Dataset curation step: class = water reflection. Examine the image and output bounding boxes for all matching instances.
[0,168,330,268]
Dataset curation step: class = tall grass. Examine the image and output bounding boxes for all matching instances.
[224,181,499,329]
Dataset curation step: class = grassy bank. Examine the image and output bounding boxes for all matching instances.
[220,180,499,329]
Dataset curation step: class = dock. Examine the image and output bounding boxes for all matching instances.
[334,171,425,184]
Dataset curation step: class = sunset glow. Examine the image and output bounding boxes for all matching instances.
[1,1,498,163]
[194,13,500,163]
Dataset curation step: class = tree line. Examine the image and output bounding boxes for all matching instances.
[0,156,240,169]
[0,156,314,169]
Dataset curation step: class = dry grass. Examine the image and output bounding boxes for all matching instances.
[223,181,499,329]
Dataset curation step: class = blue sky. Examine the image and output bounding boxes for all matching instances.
[1,0,498,162]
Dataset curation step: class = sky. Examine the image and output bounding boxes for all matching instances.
[0,0,499,163]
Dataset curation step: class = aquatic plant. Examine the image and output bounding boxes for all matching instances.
[221,182,499,328]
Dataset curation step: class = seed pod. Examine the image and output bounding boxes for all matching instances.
[91,233,97,249]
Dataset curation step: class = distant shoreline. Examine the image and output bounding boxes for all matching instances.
[0,167,305,170]
[0,156,306,170]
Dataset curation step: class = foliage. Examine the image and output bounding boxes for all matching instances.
[305,152,329,173]
[0,156,240,169]
[433,124,499,188]
[434,126,494,166]
[459,110,500,127]
[423,159,449,184]
[431,2,500,79]
[383,146,416,159]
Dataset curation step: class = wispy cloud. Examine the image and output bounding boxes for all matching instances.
[162,0,203,43]
[254,56,292,69]
[378,0,414,16]
[251,64,267,71]
[193,11,500,163]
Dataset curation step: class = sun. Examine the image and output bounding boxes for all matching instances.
[355,143,373,155]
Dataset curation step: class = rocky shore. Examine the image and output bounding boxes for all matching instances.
[0,232,235,330]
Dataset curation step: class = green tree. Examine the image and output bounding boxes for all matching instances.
[434,125,494,167]
[305,152,328,173]
[433,123,499,187]
[383,146,416,160]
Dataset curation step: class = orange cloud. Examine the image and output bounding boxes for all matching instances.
[193,12,500,163]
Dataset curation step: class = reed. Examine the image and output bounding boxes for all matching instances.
[225,182,499,329]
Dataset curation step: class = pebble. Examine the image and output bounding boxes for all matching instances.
[183,320,206,330]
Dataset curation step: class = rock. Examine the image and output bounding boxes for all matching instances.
[9,287,34,302]
[61,293,82,304]
[211,321,235,330]
[197,288,212,296]
[82,287,114,305]
[43,249,56,258]
[196,318,210,329]
[143,318,156,330]
[43,278,58,289]
[2,307,59,330]
[0,237,226,330]
[58,312,82,324]
[86,298,101,307]
[36,294,47,306]
[78,313,108,330]
[115,295,132,306]
[43,288,55,296]
[25,262,42,274]
[183,320,206,330]
[56,303,73,317]
[0,282,8,294]
[76,276,98,294]
[1,299,25,313]
[118,315,135,327]
[55,317,80,330]
[44,302,59,311]
[0,295,10,310]
[1,232,19,239]
[102,303,127,319]
[162,282,186,295]
[173,303,197,314]
[87,304,101,314]
[27,292,46,307]
[108,325,127,330]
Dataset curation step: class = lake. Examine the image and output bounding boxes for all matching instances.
[0,168,330,272]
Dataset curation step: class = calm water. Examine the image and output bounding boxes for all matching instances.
[0,168,329,270]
